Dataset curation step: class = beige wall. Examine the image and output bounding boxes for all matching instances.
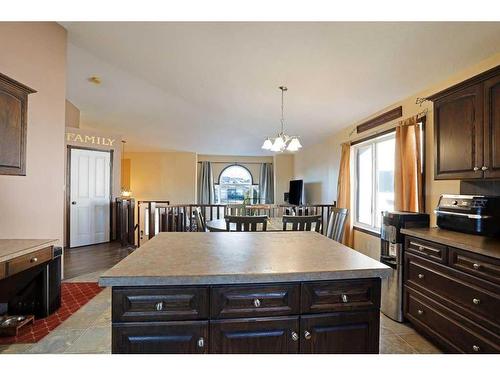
[0,23,67,244]
[273,154,295,204]
[65,100,80,128]
[294,53,500,260]
[126,151,197,204]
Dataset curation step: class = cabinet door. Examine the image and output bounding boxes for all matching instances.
[434,83,483,179]
[299,311,380,354]
[210,316,299,354]
[483,74,500,178]
[112,321,208,354]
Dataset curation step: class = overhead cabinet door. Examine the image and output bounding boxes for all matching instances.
[483,74,500,178]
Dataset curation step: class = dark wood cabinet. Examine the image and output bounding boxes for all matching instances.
[0,72,36,176]
[299,311,379,354]
[404,235,500,353]
[210,316,299,354]
[111,278,382,354]
[430,65,500,180]
[112,321,208,354]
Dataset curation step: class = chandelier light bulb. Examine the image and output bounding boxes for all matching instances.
[261,138,273,150]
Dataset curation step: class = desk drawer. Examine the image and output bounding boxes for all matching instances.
[211,283,300,319]
[6,246,52,277]
[449,247,500,285]
[301,279,380,314]
[406,254,500,326]
[112,287,209,322]
[406,288,500,353]
[405,236,447,263]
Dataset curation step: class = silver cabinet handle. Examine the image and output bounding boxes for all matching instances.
[291,331,299,341]
[417,309,424,315]
[30,257,38,263]
[418,246,424,251]
[473,166,479,171]
[472,345,480,352]
[481,166,488,171]
[472,298,481,305]
[197,337,204,348]
[341,293,348,303]
[253,298,261,308]
[473,263,481,270]
[304,331,312,340]
[155,301,164,311]
[418,273,424,279]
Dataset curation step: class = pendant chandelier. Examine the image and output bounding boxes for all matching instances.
[262,86,302,152]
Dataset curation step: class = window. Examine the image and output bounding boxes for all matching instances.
[214,165,260,204]
[353,132,396,232]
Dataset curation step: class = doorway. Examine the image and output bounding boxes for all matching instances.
[68,147,112,248]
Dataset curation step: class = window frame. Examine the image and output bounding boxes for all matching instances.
[352,131,396,234]
[214,164,260,204]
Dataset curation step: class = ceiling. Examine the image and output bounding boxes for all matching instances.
[63,22,500,155]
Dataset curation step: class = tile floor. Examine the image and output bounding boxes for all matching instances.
[0,270,442,354]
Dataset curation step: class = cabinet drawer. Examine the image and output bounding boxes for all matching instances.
[112,321,208,354]
[301,279,380,314]
[449,247,500,285]
[405,288,500,353]
[405,236,447,263]
[406,254,500,326]
[6,246,53,276]
[112,287,209,322]
[210,316,299,354]
[210,283,300,319]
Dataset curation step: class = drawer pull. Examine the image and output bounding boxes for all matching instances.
[418,246,424,251]
[417,309,424,315]
[197,337,204,348]
[30,257,38,263]
[472,298,481,305]
[291,331,299,341]
[472,345,480,352]
[472,263,481,270]
[253,298,261,308]
[304,330,312,340]
[155,301,164,311]
[473,166,480,172]
[417,273,424,279]
[481,166,488,171]
[341,293,348,303]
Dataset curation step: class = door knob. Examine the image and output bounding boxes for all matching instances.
[71,201,77,205]
[473,166,479,171]
[481,166,488,171]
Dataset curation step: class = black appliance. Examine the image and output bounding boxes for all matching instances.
[435,194,500,237]
[288,179,303,205]
[380,211,429,322]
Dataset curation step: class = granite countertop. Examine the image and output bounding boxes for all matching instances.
[0,239,58,263]
[99,232,391,287]
[401,227,500,260]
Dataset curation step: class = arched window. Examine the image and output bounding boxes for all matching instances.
[215,165,259,204]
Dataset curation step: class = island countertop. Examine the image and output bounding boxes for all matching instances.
[99,231,390,287]
[401,227,500,260]
[0,239,58,262]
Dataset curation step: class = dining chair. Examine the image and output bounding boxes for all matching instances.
[282,215,322,232]
[225,215,268,232]
[225,204,246,216]
[193,207,207,232]
[325,208,349,242]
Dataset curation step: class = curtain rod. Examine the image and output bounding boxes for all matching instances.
[197,161,272,165]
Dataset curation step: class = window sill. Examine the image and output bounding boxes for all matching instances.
[353,225,381,238]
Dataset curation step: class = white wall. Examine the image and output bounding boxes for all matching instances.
[0,23,67,244]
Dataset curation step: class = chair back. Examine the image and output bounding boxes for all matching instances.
[193,207,206,232]
[225,215,268,232]
[326,208,349,242]
[282,215,322,232]
[225,204,246,216]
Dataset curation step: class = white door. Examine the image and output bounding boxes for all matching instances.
[70,148,111,248]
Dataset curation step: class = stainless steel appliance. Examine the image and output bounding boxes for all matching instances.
[380,211,429,322]
[435,194,500,237]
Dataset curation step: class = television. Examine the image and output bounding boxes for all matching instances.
[288,179,303,205]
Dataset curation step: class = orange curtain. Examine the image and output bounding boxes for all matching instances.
[337,143,353,247]
[394,115,423,212]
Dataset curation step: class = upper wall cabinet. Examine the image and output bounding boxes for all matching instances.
[430,65,500,180]
[0,72,36,176]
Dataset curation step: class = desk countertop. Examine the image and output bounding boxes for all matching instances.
[0,239,58,262]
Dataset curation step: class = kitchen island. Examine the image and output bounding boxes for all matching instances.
[100,231,390,354]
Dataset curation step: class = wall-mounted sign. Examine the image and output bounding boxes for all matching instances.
[66,132,116,147]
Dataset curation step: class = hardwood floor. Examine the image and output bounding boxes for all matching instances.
[63,241,134,280]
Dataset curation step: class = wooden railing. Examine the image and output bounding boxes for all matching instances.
[136,201,337,246]
[116,197,136,248]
